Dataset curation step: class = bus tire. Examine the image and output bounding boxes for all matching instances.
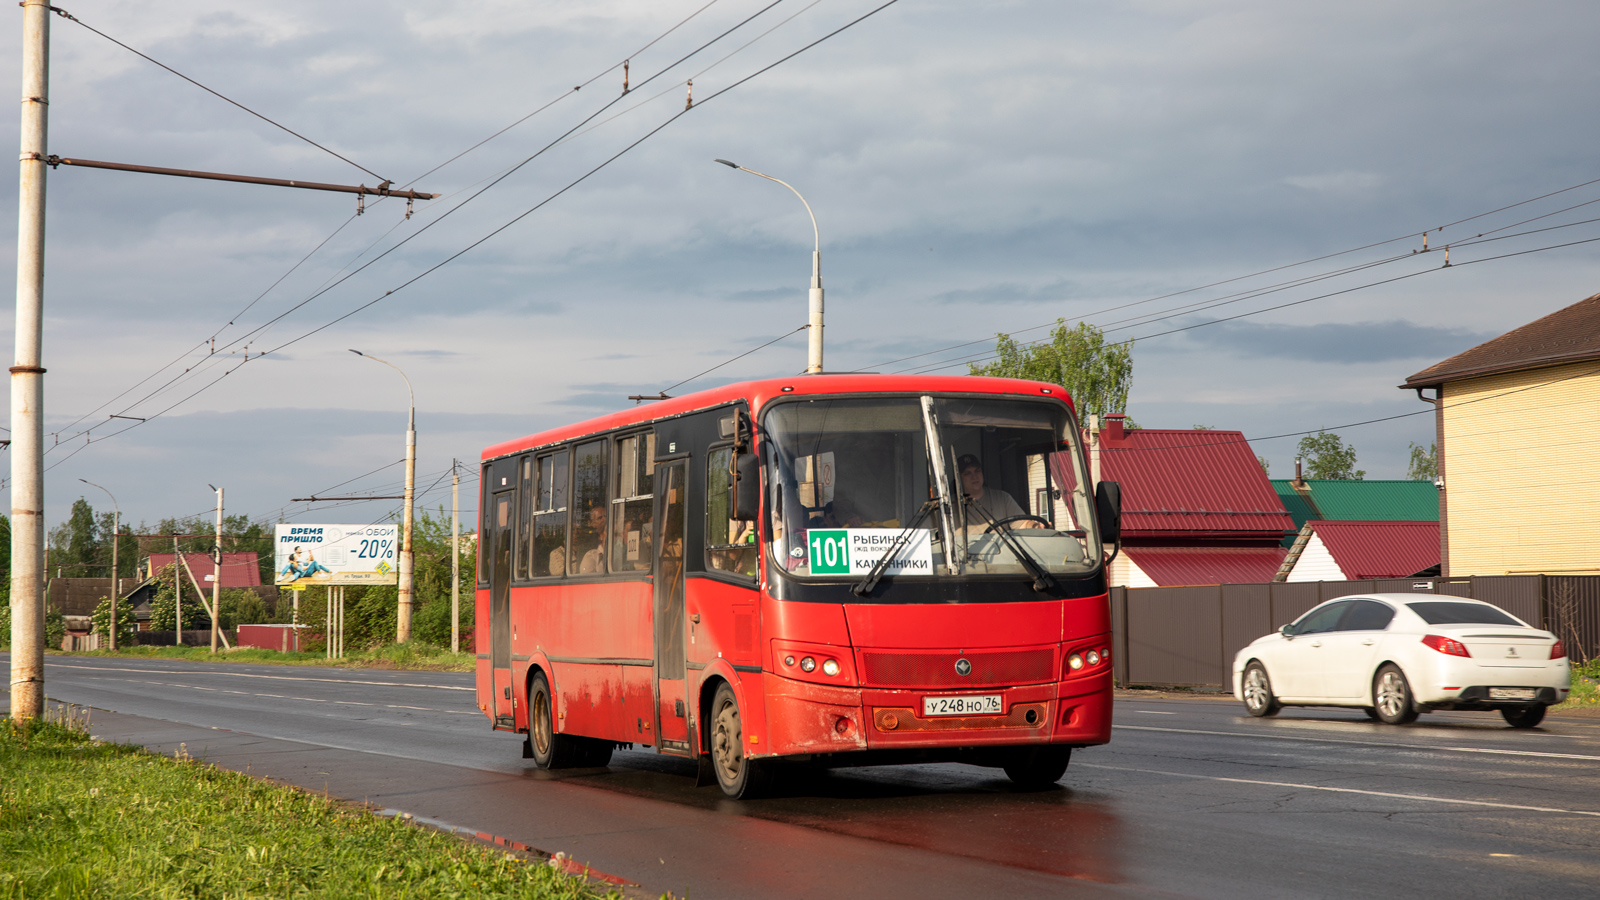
[529,671,582,769]
[1002,746,1071,789]
[709,682,771,799]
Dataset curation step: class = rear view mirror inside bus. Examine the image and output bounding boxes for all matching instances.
[732,452,760,521]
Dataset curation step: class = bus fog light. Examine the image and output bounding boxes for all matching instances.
[822,659,840,676]
[1068,653,1084,671]
[1086,650,1101,666]
[800,656,816,673]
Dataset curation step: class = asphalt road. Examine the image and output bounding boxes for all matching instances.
[7,653,1600,899]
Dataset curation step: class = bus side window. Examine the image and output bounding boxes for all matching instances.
[707,447,758,579]
[572,439,609,575]
[532,451,569,577]
[612,432,655,572]
[515,455,533,581]
[478,466,493,586]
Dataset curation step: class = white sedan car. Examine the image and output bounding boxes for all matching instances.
[1232,594,1569,727]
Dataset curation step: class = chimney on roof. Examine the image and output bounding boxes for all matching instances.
[1293,456,1304,488]
[1105,413,1126,442]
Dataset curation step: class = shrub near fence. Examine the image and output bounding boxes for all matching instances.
[1111,574,1600,689]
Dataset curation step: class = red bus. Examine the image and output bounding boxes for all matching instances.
[475,374,1120,797]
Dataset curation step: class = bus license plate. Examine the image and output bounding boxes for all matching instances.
[922,694,1003,717]
[1489,687,1537,700]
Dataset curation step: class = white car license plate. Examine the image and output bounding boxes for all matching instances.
[1489,687,1537,700]
[922,694,1003,716]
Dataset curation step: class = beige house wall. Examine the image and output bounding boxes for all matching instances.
[1442,361,1600,575]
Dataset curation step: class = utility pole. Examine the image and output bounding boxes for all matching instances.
[9,0,50,722]
[78,478,119,650]
[348,349,416,643]
[451,459,460,654]
[209,484,223,654]
[172,537,182,646]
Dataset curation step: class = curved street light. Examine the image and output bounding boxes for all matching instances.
[349,349,417,643]
[714,159,825,374]
[78,478,120,651]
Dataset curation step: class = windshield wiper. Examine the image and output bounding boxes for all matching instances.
[963,499,1057,593]
[851,499,939,597]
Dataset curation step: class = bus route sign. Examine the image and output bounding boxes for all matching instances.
[807,528,934,576]
[274,524,399,586]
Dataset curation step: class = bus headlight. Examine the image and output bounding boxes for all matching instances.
[822,659,840,677]
[800,656,816,673]
[1068,653,1084,671]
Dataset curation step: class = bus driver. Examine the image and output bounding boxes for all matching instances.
[958,454,1042,529]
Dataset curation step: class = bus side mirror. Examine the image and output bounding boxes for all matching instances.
[732,452,760,521]
[1095,481,1122,544]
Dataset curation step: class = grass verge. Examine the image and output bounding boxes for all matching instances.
[48,642,474,672]
[0,706,629,899]
[1553,658,1600,712]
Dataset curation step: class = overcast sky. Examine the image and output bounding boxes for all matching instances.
[3,0,1598,534]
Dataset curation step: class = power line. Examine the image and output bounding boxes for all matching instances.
[658,324,809,395]
[51,5,388,182]
[47,0,810,453]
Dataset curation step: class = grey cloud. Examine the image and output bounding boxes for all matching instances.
[1177,320,1493,364]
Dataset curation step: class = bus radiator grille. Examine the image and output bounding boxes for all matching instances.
[860,648,1054,688]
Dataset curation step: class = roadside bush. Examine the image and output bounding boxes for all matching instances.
[44,605,65,649]
[146,564,204,631]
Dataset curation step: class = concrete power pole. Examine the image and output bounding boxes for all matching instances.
[401,405,415,643]
[451,459,460,654]
[9,0,50,722]
[210,485,223,654]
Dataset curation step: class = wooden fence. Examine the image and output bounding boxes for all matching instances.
[1111,574,1600,689]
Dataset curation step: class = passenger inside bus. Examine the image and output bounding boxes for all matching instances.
[576,504,608,574]
[613,507,652,571]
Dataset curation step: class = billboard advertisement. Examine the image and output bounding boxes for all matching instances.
[274,523,399,586]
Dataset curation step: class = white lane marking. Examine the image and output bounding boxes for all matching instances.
[1445,746,1600,762]
[1114,723,1600,763]
[1135,711,1175,715]
[44,662,473,691]
[1078,763,1600,817]
[103,678,476,714]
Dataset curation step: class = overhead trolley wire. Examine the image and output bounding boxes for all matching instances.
[49,5,389,182]
[45,0,760,451]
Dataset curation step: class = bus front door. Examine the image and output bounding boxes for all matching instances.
[489,490,515,728]
[653,461,690,754]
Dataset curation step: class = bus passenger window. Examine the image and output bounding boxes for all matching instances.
[707,447,757,579]
[612,433,655,572]
[531,451,569,577]
[573,439,609,575]
[515,455,533,581]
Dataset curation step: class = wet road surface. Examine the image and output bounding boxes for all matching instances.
[7,653,1600,899]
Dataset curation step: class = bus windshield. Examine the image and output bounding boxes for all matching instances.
[763,394,1100,580]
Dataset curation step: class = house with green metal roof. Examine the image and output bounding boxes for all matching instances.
[1269,478,1439,547]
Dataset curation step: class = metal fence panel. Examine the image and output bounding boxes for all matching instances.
[1547,576,1600,663]
[1221,583,1273,683]
[1126,586,1224,687]
[1269,583,1324,631]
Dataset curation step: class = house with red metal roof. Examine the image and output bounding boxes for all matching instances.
[1092,417,1294,587]
[1277,520,1440,582]
[143,552,263,587]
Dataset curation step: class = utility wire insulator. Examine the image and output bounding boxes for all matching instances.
[623,59,630,94]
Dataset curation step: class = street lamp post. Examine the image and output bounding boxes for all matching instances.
[714,159,825,374]
[78,478,119,651]
[350,349,416,642]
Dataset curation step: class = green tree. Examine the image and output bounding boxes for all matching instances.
[48,497,101,576]
[146,564,205,631]
[970,320,1135,426]
[1407,442,1438,481]
[92,595,137,647]
[1257,456,1270,476]
[1296,431,1365,480]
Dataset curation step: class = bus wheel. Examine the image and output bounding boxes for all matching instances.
[710,682,771,799]
[529,672,581,769]
[1002,746,1072,790]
